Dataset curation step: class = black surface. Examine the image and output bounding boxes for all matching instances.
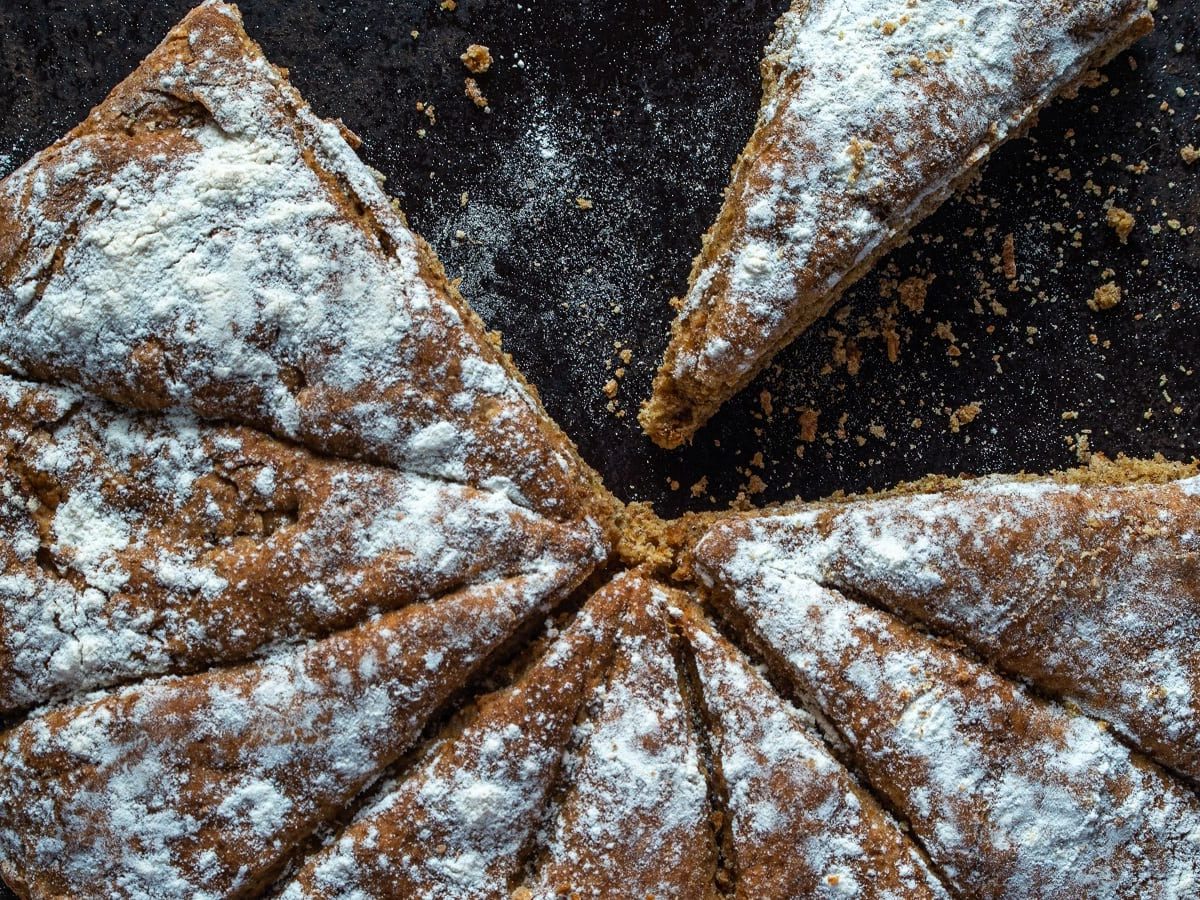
[0,0,1197,526]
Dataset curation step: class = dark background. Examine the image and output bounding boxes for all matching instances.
[0,0,1197,524]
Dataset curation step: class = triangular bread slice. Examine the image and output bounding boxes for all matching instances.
[0,577,551,899]
[693,464,1200,784]
[692,529,1200,896]
[0,374,600,714]
[641,0,1154,447]
[528,574,718,899]
[0,0,612,531]
[280,578,627,900]
[676,603,948,898]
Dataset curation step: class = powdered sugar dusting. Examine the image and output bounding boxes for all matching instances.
[683,609,948,898]
[655,0,1150,436]
[283,581,624,900]
[531,580,714,898]
[0,575,551,898]
[0,373,600,713]
[0,1,604,523]
[702,472,1200,782]
[696,535,1200,898]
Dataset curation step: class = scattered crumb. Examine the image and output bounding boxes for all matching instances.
[1182,144,1199,165]
[948,402,982,434]
[464,78,489,110]
[934,321,961,357]
[1076,68,1105,92]
[602,378,618,399]
[1088,282,1122,312]
[897,274,933,312]
[461,44,493,74]
[1074,432,1092,463]
[575,196,593,210]
[759,390,774,417]
[690,476,709,498]
[846,136,872,183]
[1001,233,1017,281]
[798,408,820,442]
[1105,206,1135,244]
[439,0,457,10]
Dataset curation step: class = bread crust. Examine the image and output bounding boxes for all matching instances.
[641,0,1154,448]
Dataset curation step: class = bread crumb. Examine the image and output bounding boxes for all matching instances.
[1088,282,1122,311]
[464,78,489,110]
[575,197,593,210]
[898,274,933,312]
[1181,144,1199,165]
[798,407,820,442]
[1001,233,1017,280]
[439,0,456,9]
[690,476,709,498]
[461,44,493,74]
[759,390,774,417]
[935,321,961,357]
[846,136,872,183]
[1075,432,1092,463]
[602,379,618,398]
[1105,206,1135,244]
[948,402,982,433]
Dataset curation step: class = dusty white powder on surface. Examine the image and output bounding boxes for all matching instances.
[671,0,1148,389]
[697,531,1200,898]
[698,471,1200,784]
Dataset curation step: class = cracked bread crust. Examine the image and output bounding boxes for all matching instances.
[0,0,616,534]
[281,580,626,900]
[641,0,1154,448]
[678,602,948,899]
[0,579,554,899]
[693,512,1200,897]
[687,456,1200,785]
[0,373,599,715]
[529,574,719,900]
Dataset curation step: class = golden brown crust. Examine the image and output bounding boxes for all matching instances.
[690,455,1200,786]
[691,563,1200,896]
[0,1,617,536]
[0,579,551,899]
[678,603,947,899]
[530,574,719,899]
[282,582,627,899]
[641,0,1154,448]
[0,374,598,714]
